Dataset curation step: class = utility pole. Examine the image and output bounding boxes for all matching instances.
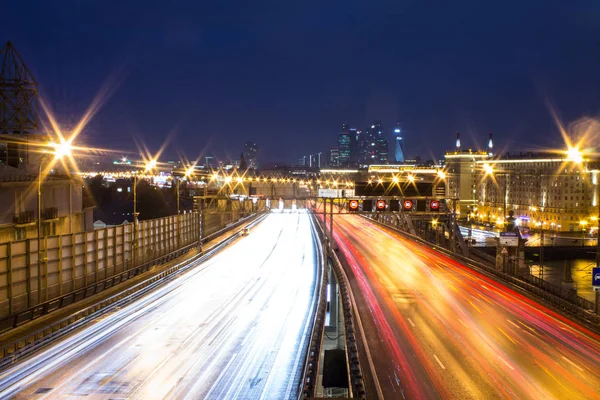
[37,162,42,303]
[330,198,334,243]
[540,225,544,281]
[133,174,138,266]
[176,178,180,215]
[451,198,458,252]
[503,175,507,227]
[596,185,600,314]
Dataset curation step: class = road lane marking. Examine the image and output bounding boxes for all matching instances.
[407,317,416,328]
[506,319,520,330]
[497,327,517,345]
[561,356,584,371]
[497,355,515,371]
[433,354,446,370]
[467,299,482,313]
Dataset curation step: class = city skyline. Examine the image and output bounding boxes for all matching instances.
[2,1,599,164]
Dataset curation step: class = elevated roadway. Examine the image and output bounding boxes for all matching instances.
[333,215,600,399]
[0,213,318,399]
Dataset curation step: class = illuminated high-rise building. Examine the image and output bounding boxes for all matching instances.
[364,121,388,165]
[329,147,339,167]
[393,123,404,163]
[243,141,258,169]
[338,124,360,167]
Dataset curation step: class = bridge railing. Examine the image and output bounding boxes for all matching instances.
[298,214,327,399]
[308,212,369,400]
[368,216,600,329]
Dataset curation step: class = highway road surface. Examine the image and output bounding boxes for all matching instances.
[332,215,600,400]
[0,213,318,399]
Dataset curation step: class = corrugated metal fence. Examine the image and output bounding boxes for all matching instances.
[0,213,202,319]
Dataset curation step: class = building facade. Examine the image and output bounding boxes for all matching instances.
[475,153,599,232]
[444,149,490,216]
[328,147,339,167]
[243,141,258,169]
[0,166,93,243]
[338,130,351,166]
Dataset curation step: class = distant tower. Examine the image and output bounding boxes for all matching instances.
[329,147,339,167]
[456,132,461,151]
[488,132,494,156]
[239,152,247,170]
[0,41,39,168]
[243,141,258,169]
[393,123,404,163]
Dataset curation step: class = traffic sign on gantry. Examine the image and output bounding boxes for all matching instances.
[593,267,600,291]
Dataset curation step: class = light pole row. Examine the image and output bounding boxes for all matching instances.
[36,140,72,304]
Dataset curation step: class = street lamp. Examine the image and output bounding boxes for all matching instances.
[536,220,545,281]
[483,163,508,231]
[566,146,583,164]
[133,160,156,264]
[38,139,72,303]
[580,220,588,247]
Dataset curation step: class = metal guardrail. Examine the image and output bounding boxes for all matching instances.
[0,212,265,361]
[328,245,369,400]
[311,215,371,400]
[298,214,327,399]
[367,216,600,331]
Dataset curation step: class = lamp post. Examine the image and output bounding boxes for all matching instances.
[580,220,588,247]
[432,219,439,245]
[38,140,72,303]
[536,221,545,281]
[176,167,195,249]
[133,160,156,266]
[483,164,509,231]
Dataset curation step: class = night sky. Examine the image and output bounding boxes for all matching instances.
[3,1,600,165]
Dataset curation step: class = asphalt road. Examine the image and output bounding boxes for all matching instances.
[0,213,318,400]
[332,215,600,400]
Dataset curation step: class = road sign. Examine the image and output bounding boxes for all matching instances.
[593,267,600,289]
[348,200,359,212]
[501,247,508,255]
[319,189,345,198]
[499,231,519,247]
[376,199,386,211]
[403,199,413,211]
[430,200,440,211]
[389,199,400,212]
[363,199,373,212]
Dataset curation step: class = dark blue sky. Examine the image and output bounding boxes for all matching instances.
[3,1,600,164]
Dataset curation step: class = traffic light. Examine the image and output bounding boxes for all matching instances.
[429,200,440,211]
[389,199,400,212]
[403,199,413,211]
[363,200,373,212]
[348,199,359,212]
[375,199,386,211]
